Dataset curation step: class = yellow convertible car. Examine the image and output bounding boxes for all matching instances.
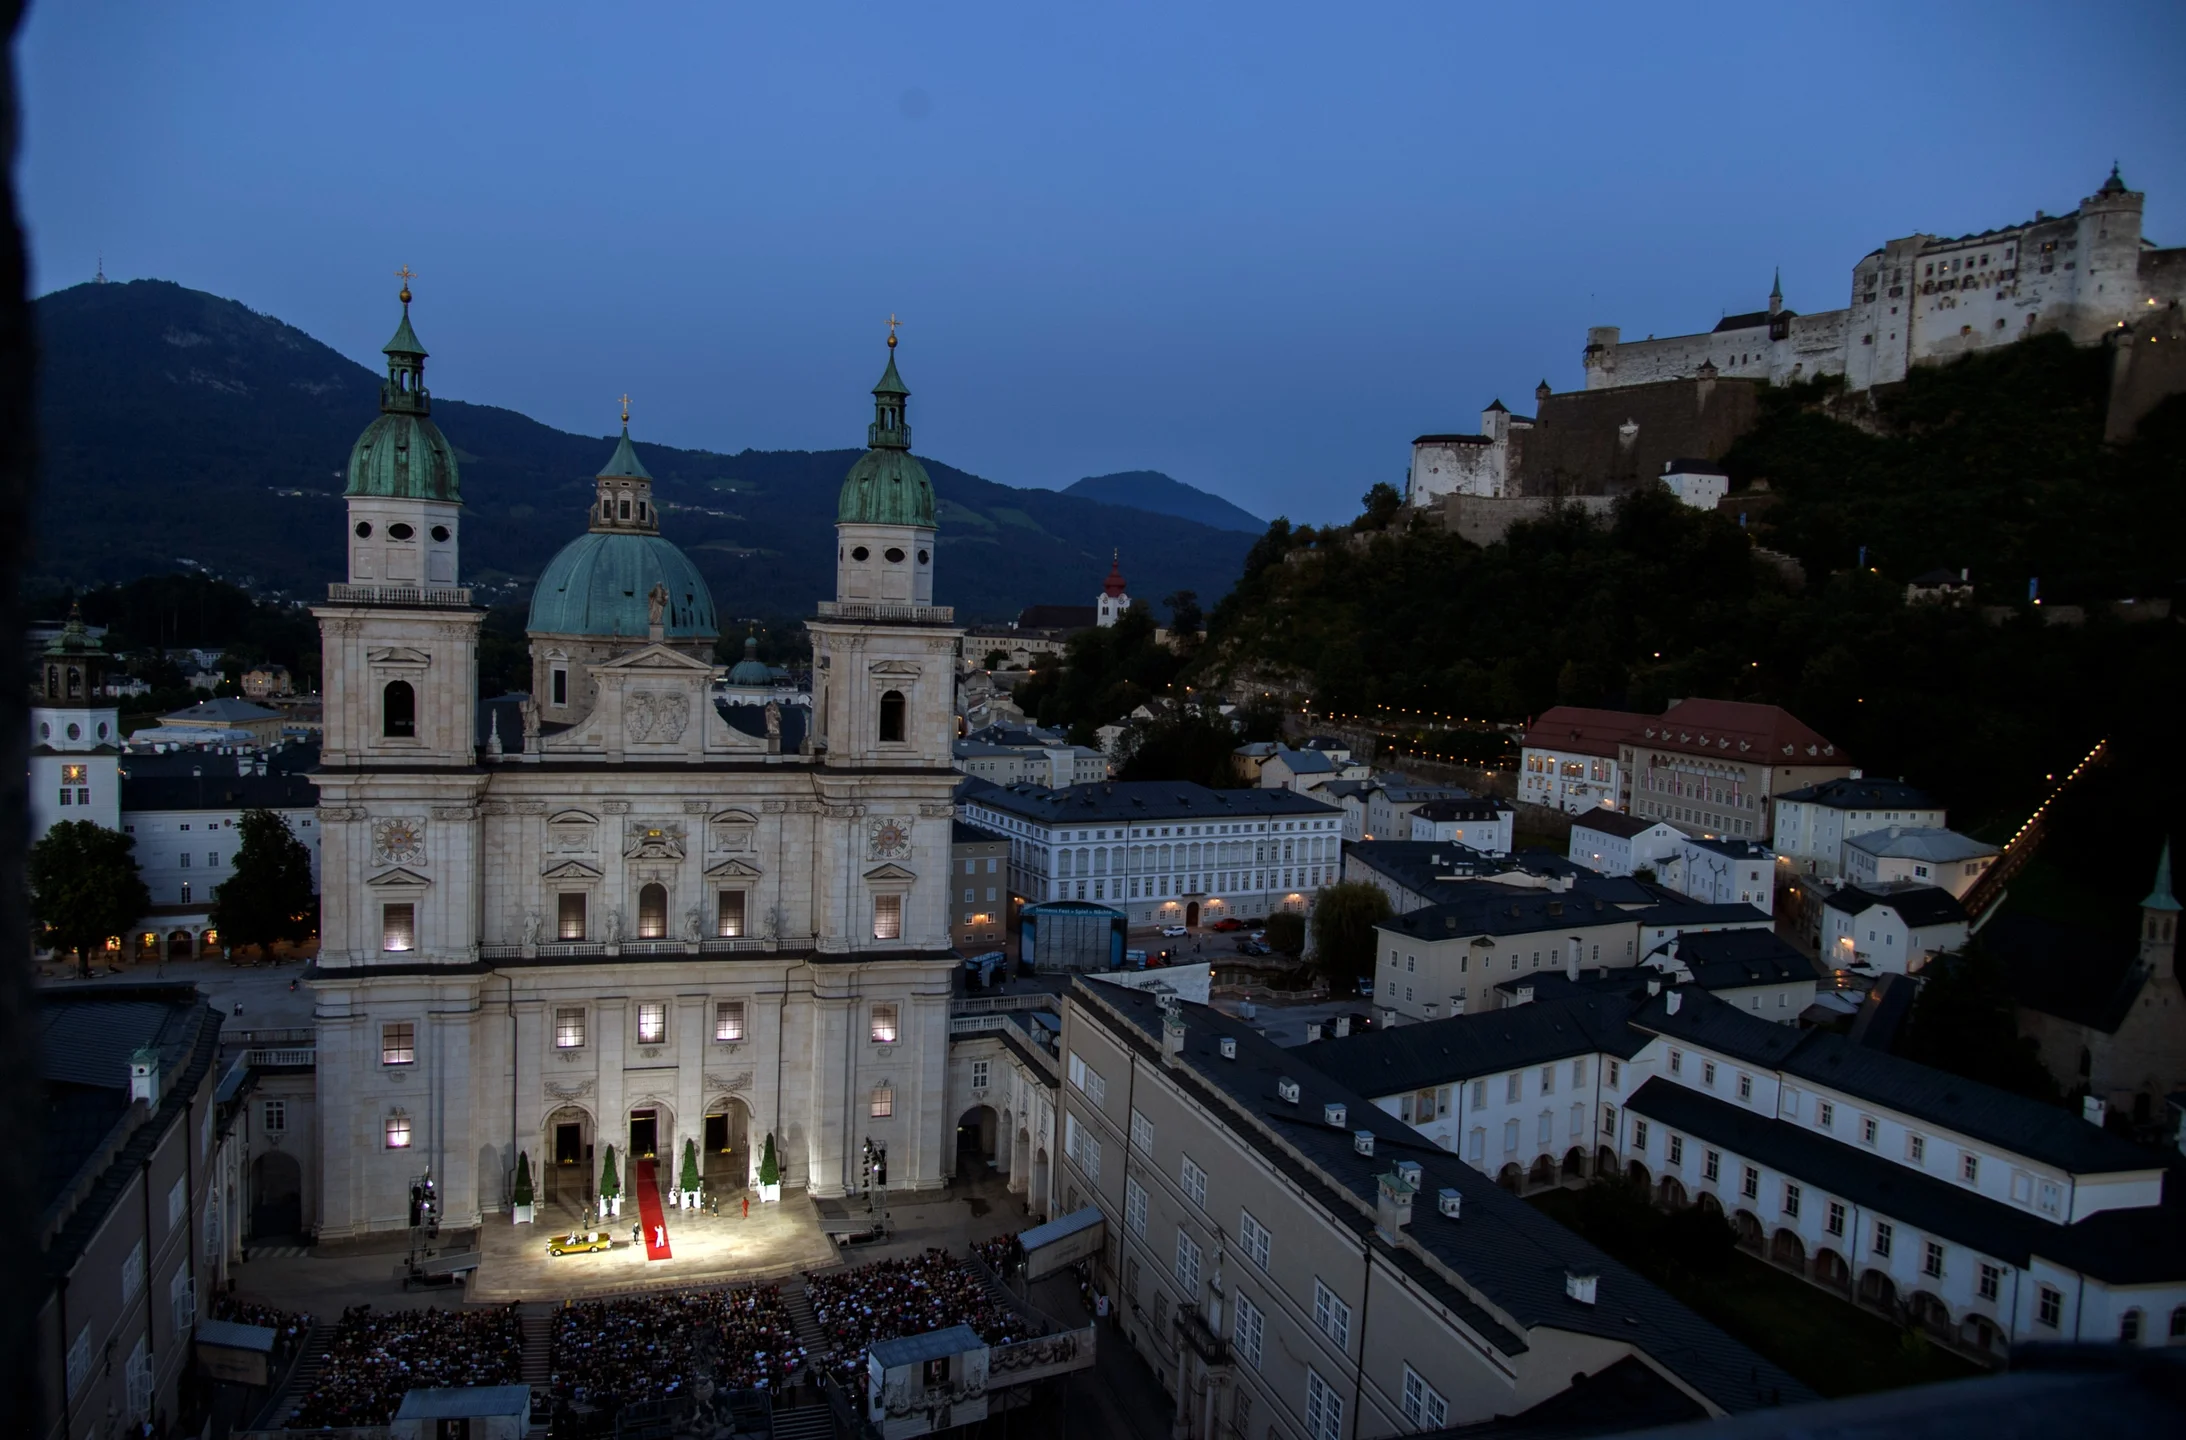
[547,1230,614,1257]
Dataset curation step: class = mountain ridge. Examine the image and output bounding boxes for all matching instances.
[1060,470,1264,533]
[31,279,1257,623]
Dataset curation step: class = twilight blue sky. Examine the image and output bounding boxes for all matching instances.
[19,2,2186,524]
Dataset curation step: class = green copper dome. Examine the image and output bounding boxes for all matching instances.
[528,531,718,641]
[726,634,774,686]
[836,343,936,528]
[345,296,461,502]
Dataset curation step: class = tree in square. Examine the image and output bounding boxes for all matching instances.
[29,820,151,978]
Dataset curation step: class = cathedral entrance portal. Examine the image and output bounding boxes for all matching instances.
[544,1105,595,1212]
[1185,901,1199,927]
[703,1097,752,1193]
[629,1108,659,1159]
[555,1122,583,1166]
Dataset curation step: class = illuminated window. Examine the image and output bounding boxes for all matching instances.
[636,1002,667,1044]
[870,1004,899,1044]
[385,1112,412,1149]
[872,893,902,941]
[554,1008,586,1049]
[381,1022,415,1066]
[715,1001,745,1042]
[557,892,586,941]
[717,889,746,938]
[381,903,416,952]
[637,883,668,939]
[870,1085,894,1119]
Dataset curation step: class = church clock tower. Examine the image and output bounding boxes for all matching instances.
[312,275,486,967]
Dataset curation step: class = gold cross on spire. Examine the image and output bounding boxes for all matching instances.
[394,264,417,304]
[620,393,631,425]
[887,313,902,349]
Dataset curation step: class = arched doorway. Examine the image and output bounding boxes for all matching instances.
[1858,1269,1898,1312]
[1658,1177,1688,1209]
[544,1105,594,1210]
[957,1104,1000,1179]
[629,1104,672,1161]
[1562,1147,1589,1182]
[1496,1163,1523,1193]
[1770,1229,1806,1270]
[168,929,195,961]
[1626,1160,1651,1188]
[1013,1128,1032,1196]
[1731,1210,1764,1250]
[1032,1147,1050,1216]
[703,1097,752,1193]
[1813,1248,1851,1292]
[1697,1191,1724,1218]
[637,883,669,939]
[1961,1314,2004,1356]
[1185,901,1199,927]
[1908,1291,1952,1339]
[1528,1154,1557,1188]
[250,1151,303,1241]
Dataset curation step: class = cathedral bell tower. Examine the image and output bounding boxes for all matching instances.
[810,325,959,771]
[312,274,485,968]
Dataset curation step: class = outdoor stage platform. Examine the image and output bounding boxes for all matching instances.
[466,1183,841,1302]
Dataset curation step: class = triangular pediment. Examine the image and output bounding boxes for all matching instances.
[705,857,763,878]
[541,859,604,880]
[870,660,923,676]
[366,866,433,888]
[863,862,918,883]
[594,643,716,673]
[366,646,433,667]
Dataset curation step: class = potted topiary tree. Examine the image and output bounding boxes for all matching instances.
[680,1137,702,1210]
[599,1144,622,1219]
[511,1151,535,1225]
[757,1131,781,1204]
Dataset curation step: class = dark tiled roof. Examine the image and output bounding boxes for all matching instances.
[39,987,223,1279]
[1428,1353,1707,1438]
[1823,883,1966,928]
[1381,883,1631,941]
[963,780,1337,826]
[1412,797,1514,822]
[1661,458,1729,477]
[1570,808,1669,840]
[1414,433,1494,446]
[1628,902,1775,930]
[1624,1079,2184,1284]
[1306,991,1652,1095]
[1773,776,1939,812]
[119,769,319,812]
[160,697,282,723]
[1074,982,1810,1413]
[1710,310,1791,333]
[1631,989,2158,1176]
[1679,835,1771,860]
[1654,929,1824,990]
[952,819,1008,847]
[1632,699,1842,764]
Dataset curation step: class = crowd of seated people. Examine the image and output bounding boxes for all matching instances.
[971,1233,1021,1278]
[549,1285,802,1422]
[209,1296,314,1368]
[803,1248,1026,1386]
[289,1303,523,1427]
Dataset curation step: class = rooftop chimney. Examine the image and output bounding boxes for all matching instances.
[1353,1129,1376,1156]
[1437,1187,1463,1219]
[129,1047,160,1107]
[1376,1168,1416,1236]
[1306,1022,1323,1043]
[1666,990,1683,1016]
[1218,1036,1237,1060]
[1565,1271,1600,1305]
[1161,1010,1186,1066]
[1334,1015,1352,1038]
[1324,1102,1348,1128]
[1278,1077,1301,1104]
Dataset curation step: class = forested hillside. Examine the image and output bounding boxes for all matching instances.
[32,280,1254,622]
[1197,340,2186,836]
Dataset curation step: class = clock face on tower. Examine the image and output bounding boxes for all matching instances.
[868,817,912,860]
[373,817,427,866]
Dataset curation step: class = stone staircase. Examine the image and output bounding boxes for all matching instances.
[769,1405,839,1440]
[518,1305,555,1434]
[782,1279,828,1355]
[252,1318,335,1429]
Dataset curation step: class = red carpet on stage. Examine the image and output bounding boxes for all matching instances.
[634,1159,672,1260]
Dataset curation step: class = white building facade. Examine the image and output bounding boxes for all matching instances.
[306,302,967,1238]
[1771,777,1947,879]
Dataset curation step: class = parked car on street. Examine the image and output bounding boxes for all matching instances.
[1159,924,1189,937]
[1210,917,1245,932]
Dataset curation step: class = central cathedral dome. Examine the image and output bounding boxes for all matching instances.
[527,426,718,642]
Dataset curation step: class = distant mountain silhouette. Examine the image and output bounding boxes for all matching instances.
[1061,470,1265,533]
[31,280,1254,623]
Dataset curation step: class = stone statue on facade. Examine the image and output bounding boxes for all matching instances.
[646,582,668,628]
[683,904,704,943]
[603,906,624,944]
[522,909,543,949]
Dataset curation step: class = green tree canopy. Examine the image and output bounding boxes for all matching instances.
[1264,911,1306,957]
[29,821,151,976]
[1897,942,2063,1105]
[758,1131,780,1186]
[1308,881,1393,993]
[1116,704,1241,786]
[214,808,317,958]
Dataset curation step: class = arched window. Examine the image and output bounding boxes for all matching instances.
[2170,1304,2186,1340]
[382,680,416,738]
[637,883,668,939]
[619,498,631,520]
[878,689,906,743]
[2120,1309,2142,1344]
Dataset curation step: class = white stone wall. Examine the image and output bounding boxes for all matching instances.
[1520,746,1620,815]
[127,804,323,910]
[1407,437,1502,503]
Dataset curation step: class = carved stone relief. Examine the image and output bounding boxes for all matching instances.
[627,690,690,743]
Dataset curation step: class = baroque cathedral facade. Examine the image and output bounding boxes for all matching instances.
[310,288,963,1237]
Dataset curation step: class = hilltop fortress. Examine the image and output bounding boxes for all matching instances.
[1408,169,2186,519]
[1585,166,2183,394]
